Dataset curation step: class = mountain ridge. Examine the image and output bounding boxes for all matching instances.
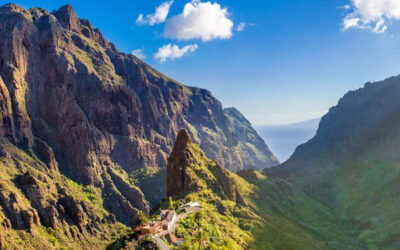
[266,74,400,248]
[0,3,277,248]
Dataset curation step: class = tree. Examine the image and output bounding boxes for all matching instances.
[194,210,205,225]
[136,211,149,225]
[168,196,174,210]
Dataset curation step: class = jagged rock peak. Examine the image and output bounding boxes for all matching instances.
[167,129,248,205]
[167,129,193,198]
[175,129,191,148]
[53,4,79,32]
[0,3,24,11]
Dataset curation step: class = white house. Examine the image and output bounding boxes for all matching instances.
[160,210,176,231]
[184,201,202,208]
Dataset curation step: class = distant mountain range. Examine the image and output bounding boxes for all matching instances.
[256,118,320,162]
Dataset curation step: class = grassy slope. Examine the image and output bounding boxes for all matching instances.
[249,174,365,250]
[161,141,362,249]
[109,135,388,250]
[334,157,400,248]
[171,143,258,249]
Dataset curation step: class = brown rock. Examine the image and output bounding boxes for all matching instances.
[0,3,278,229]
[21,209,40,232]
[167,129,192,197]
[0,3,276,190]
[59,195,86,227]
[0,145,9,158]
[167,129,248,205]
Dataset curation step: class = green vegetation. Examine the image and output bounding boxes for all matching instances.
[136,211,149,226]
[0,141,129,249]
[168,196,174,210]
[129,167,166,207]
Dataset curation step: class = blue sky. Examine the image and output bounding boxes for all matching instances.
[3,0,400,125]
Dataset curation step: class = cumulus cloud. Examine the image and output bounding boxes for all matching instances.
[154,44,198,62]
[342,0,400,33]
[136,1,173,26]
[131,49,146,60]
[164,0,233,41]
[236,22,255,32]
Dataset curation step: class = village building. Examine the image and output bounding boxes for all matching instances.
[134,221,162,237]
[183,201,202,212]
[166,233,184,246]
[160,210,176,231]
[184,201,202,208]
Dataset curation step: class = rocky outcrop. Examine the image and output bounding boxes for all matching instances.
[0,140,124,248]
[167,129,248,205]
[0,189,40,232]
[107,169,150,214]
[167,129,192,197]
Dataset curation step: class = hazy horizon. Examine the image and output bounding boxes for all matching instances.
[256,118,320,162]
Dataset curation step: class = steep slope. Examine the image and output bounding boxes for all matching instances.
[0,3,276,187]
[165,130,362,249]
[224,108,279,169]
[0,3,278,248]
[167,129,250,205]
[0,2,277,226]
[165,129,262,249]
[268,75,400,248]
[0,140,127,249]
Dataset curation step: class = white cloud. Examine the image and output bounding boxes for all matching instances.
[154,44,198,62]
[236,22,255,32]
[236,22,246,32]
[342,0,400,33]
[338,5,351,10]
[136,1,173,26]
[131,49,146,60]
[164,0,233,41]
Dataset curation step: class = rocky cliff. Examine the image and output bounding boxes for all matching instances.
[224,107,279,169]
[0,3,278,248]
[0,3,276,184]
[267,75,400,248]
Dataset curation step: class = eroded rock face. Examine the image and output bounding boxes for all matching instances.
[0,3,276,192]
[0,187,40,232]
[167,129,248,205]
[167,129,192,197]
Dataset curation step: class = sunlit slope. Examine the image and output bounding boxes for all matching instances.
[268,75,400,249]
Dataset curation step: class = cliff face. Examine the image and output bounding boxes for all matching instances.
[224,107,279,169]
[267,75,400,248]
[0,3,276,189]
[0,3,277,247]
